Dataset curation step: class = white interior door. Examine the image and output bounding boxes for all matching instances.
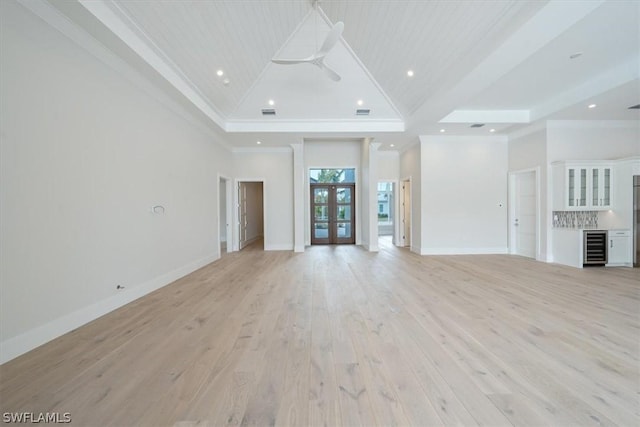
[402,180,411,247]
[514,171,536,258]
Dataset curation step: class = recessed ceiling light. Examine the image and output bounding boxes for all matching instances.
[357,99,364,106]
[390,144,395,147]
[489,128,496,133]
[216,69,224,77]
[223,78,230,86]
[407,70,414,77]
[268,99,275,106]
[569,52,582,59]
[256,140,262,145]
[440,128,445,133]
[588,103,597,109]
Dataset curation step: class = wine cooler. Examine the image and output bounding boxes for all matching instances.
[583,230,608,266]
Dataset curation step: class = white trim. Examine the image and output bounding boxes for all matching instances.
[0,252,218,364]
[225,119,405,133]
[440,109,530,123]
[546,120,639,130]
[217,174,233,254]
[418,247,509,255]
[400,177,412,248]
[265,243,295,251]
[234,178,267,252]
[232,146,292,154]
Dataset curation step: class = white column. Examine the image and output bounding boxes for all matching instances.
[368,142,381,252]
[291,142,305,252]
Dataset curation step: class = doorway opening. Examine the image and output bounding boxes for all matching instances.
[377,182,395,245]
[238,181,264,250]
[309,168,356,245]
[218,176,231,255]
[508,168,539,259]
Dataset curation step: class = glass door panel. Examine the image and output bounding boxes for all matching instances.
[568,169,576,207]
[579,168,587,207]
[592,168,599,206]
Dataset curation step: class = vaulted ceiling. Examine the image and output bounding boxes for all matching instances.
[37,0,640,149]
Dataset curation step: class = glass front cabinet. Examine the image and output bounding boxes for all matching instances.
[590,166,612,209]
[553,162,614,211]
[566,166,588,209]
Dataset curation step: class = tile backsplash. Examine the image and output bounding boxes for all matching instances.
[553,211,598,228]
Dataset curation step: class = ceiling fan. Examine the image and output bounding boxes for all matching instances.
[271,20,344,82]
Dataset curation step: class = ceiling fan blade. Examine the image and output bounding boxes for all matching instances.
[321,63,341,82]
[317,21,344,56]
[271,58,312,65]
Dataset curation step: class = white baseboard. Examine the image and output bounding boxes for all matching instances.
[418,247,509,255]
[264,243,294,251]
[0,252,219,364]
[362,243,379,252]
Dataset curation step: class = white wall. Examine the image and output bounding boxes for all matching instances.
[546,121,640,162]
[0,2,232,362]
[400,142,421,252]
[304,140,362,245]
[378,151,400,181]
[419,136,508,254]
[233,150,293,250]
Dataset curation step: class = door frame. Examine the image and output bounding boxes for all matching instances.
[218,174,233,255]
[376,180,399,245]
[508,167,541,260]
[310,183,356,244]
[400,177,411,248]
[305,166,359,246]
[233,178,266,252]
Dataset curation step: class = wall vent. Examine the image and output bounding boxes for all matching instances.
[470,123,485,128]
[356,109,370,116]
[628,104,640,110]
[261,109,276,115]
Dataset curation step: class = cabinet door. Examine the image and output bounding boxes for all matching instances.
[567,167,587,209]
[608,235,630,265]
[591,167,612,209]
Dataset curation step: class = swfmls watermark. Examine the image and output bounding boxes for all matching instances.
[3,412,71,424]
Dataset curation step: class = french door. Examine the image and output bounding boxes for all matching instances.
[311,184,355,244]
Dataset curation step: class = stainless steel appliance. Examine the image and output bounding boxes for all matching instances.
[634,176,640,267]
[583,230,608,266]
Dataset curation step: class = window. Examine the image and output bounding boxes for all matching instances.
[377,182,392,224]
[309,168,355,183]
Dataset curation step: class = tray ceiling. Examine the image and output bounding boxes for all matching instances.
[29,0,640,147]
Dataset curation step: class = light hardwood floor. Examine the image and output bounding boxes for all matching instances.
[1,238,639,426]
